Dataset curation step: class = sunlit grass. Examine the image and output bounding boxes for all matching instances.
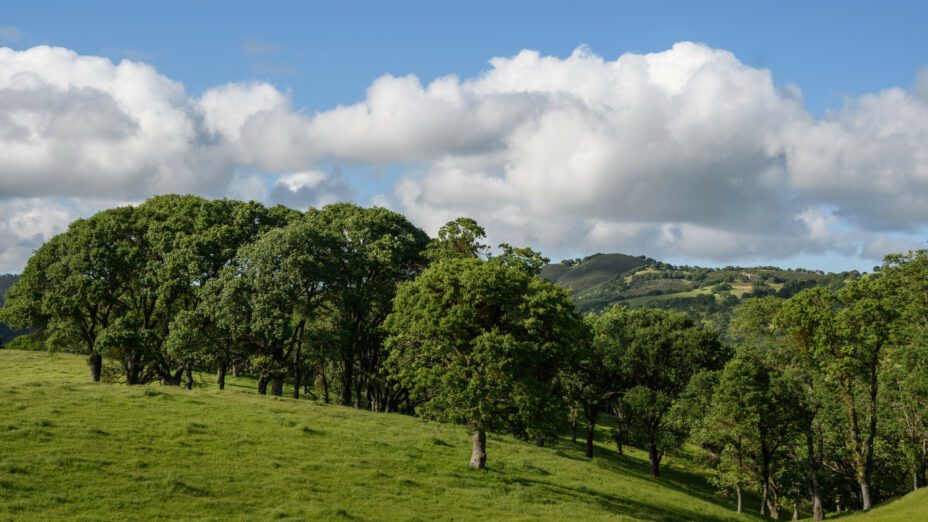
[0,349,757,521]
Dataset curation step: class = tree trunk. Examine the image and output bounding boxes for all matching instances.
[648,442,661,478]
[216,364,226,390]
[585,416,596,458]
[271,375,284,397]
[736,485,743,513]
[860,482,872,511]
[257,375,268,395]
[341,360,353,406]
[292,341,302,400]
[184,364,193,390]
[354,378,362,409]
[571,420,578,443]
[761,483,768,516]
[321,366,330,404]
[792,502,799,521]
[89,353,102,382]
[811,491,824,521]
[469,429,487,469]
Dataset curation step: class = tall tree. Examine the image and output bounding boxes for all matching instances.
[385,251,583,469]
[777,277,897,511]
[305,203,429,409]
[200,218,334,396]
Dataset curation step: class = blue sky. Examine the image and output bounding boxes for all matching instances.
[1,1,927,273]
[8,1,926,113]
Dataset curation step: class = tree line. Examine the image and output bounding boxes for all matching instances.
[2,194,927,520]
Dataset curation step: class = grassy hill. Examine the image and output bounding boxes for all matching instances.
[541,254,852,331]
[839,488,928,521]
[0,349,758,521]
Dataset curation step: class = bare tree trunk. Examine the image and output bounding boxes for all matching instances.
[736,485,743,513]
[90,353,102,382]
[470,429,487,469]
[271,375,284,397]
[216,364,226,390]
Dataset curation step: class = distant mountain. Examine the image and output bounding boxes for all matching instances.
[0,274,23,345]
[542,253,854,332]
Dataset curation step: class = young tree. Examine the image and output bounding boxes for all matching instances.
[385,251,583,469]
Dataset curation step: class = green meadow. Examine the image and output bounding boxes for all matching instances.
[0,349,758,521]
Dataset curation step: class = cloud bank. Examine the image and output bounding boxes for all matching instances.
[0,43,926,272]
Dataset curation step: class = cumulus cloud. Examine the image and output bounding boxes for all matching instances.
[0,43,927,272]
[270,170,352,209]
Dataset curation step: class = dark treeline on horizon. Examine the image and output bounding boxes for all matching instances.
[2,194,928,520]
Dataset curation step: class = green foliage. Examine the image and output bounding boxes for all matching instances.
[386,253,584,454]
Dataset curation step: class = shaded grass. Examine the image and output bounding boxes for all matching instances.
[0,349,758,521]
[835,488,928,521]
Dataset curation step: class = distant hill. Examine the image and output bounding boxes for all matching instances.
[0,273,22,345]
[541,253,651,292]
[542,253,854,331]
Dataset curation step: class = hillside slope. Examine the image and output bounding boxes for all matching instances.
[541,254,850,332]
[840,488,928,521]
[0,350,756,521]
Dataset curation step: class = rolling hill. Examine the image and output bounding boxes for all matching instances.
[0,349,757,521]
[542,253,852,330]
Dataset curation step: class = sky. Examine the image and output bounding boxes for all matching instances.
[1,1,928,273]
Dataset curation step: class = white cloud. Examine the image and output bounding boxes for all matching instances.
[1,43,927,272]
[270,170,352,209]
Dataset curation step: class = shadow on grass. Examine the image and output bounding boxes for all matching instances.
[552,439,763,520]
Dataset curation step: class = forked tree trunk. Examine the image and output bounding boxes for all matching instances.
[216,364,226,390]
[90,353,103,382]
[470,429,487,469]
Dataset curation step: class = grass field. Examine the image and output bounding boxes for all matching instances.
[0,349,759,521]
[838,488,928,521]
